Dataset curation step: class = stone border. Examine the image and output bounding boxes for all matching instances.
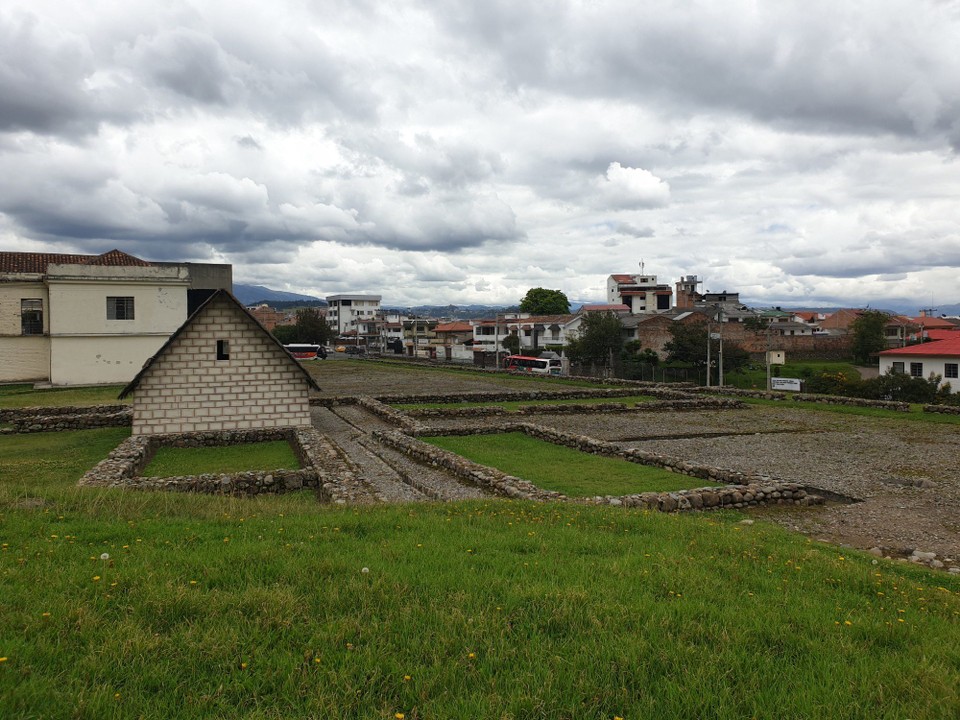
[0,404,132,434]
[923,404,960,415]
[372,420,825,512]
[403,398,745,418]
[78,426,376,504]
[792,393,910,411]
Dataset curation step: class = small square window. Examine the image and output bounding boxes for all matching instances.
[945,363,958,379]
[107,296,135,320]
[910,362,923,378]
[21,299,43,335]
[891,362,904,374]
[217,340,230,360]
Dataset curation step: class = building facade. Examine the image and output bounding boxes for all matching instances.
[0,250,231,385]
[607,273,673,314]
[120,291,319,435]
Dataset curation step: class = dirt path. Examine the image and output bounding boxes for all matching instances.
[310,404,489,502]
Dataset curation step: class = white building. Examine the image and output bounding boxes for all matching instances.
[325,294,382,339]
[878,336,960,392]
[607,273,673,314]
[0,250,231,386]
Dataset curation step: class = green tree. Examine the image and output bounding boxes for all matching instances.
[664,321,709,366]
[519,288,570,315]
[271,308,334,345]
[501,331,521,355]
[271,324,298,344]
[850,310,889,364]
[565,312,624,368]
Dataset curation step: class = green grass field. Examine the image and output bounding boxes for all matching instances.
[3,420,960,716]
[424,432,717,496]
[143,440,302,477]
[0,383,127,409]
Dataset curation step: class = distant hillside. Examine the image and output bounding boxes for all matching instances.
[234,284,326,306]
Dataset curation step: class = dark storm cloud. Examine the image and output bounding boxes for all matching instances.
[430,1,960,143]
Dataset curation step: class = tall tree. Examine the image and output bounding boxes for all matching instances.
[519,287,570,315]
[295,307,333,344]
[850,310,889,364]
[565,312,624,368]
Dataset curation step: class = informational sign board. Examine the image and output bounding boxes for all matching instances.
[771,377,802,392]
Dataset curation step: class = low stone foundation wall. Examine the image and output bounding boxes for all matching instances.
[373,429,566,502]
[76,426,379,502]
[0,404,132,434]
[792,394,910,411]
[405,397,745,418]
[923,404,960,415]
[690,387,789,401]
[369,386,699,406]
[379,421,825,512]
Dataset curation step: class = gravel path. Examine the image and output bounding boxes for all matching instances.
[310,405,489,502]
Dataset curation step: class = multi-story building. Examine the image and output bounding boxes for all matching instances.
[326,295,381,334]
[607,272,673,313]
[0,249,231,385]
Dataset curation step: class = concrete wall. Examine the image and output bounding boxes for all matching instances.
[0,281,48,335]
[131,295,312,434]
[47,280,187,337]
[50,335,168,385]
[0,336,50,383]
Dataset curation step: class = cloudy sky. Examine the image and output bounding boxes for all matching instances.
[2,0,960,310]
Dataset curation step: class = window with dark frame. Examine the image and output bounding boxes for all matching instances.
[21,299,43,335]
[106,296,135,320]
[910,362,923,377]
[945,363,958,379]
[891,361,904,374]
[216,340,230,360]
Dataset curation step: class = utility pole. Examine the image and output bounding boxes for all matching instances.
[765,322,772,391]
[717,306,724,388]
[705,320,712,388]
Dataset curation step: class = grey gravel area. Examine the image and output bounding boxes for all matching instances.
[415,405,960,560]
[310,405,490,502]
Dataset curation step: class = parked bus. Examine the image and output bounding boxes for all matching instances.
[503,354,562,375]
[284,344,327,360]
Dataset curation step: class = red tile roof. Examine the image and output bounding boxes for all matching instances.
[0,249,150,274]
[611,274,634,283]
[923,329,960,342]
[908,316,957,329]
[434,321,473,333]
[879,336,960,357]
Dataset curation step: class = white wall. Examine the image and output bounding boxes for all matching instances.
[880,356,959,393]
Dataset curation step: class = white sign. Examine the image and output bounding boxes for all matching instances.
[771,377,802,392]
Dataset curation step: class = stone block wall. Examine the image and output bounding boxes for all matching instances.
[0,404,131,434]
[130,294,312,434]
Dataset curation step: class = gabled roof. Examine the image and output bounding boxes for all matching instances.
[0,249,151,274]
[908,316,957,329]
[120,289,319,399]
[879,336,960,357]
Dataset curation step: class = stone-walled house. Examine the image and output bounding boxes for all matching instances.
[120,290,319,435]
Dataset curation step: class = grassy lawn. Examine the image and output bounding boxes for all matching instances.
[0,384,128,409]
[424,432,724,496]
[3,428,960,718]
[143,440,302,477]
[396,395,657,411]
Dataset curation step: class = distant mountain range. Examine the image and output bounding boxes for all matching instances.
[234,283,960,318]
[233,284,326,305]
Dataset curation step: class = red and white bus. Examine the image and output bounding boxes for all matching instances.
[504,354,562,375]
[284,344,327,360]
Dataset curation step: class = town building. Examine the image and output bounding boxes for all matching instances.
[877,336,960,393]
[326,294,381,348]
[607,272,673,313]
[120,290,319,434]
[0,249,231,385]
